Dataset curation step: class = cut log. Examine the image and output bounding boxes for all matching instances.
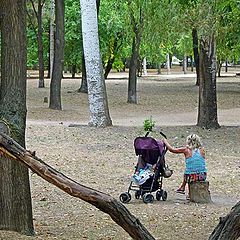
[0,133,155,240]
[189,181,212,203]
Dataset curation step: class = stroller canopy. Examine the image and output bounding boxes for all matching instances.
[134,137,165,165]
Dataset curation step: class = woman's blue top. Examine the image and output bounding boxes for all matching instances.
[185,149,207,174]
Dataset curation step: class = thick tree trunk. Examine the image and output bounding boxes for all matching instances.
[49,0,65,110]
[0,133,155,240]
[0,0,34,235]
[79,0,100,93]
[197,35,220,129]
[209,201,240,240]
[80,0,112,127]
[192,28,200,86]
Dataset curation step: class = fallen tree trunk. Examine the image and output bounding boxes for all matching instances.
[209,201,240,240]
[0,133,155,240]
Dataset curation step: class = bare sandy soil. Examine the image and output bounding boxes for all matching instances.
[0,67,240,240]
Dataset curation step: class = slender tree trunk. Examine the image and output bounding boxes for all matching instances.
[192,28,200,86]
[80,0,112,127]
[71,64,76,78]
[78,53,88,93]
[183,54,187,74]
[143,57,147,76]
[157,63,161,74]
[104,34,123,79]
[49,0,55,79]
[37,1,45,88]
[166,53,170,74]
[127,1,143,104]
[104,55,115,79]
[0,0,34,235]
[49,0,65,110]
[128,35,140,103]
[197,35,220,129]
[217,60,222,77]
[225,59,228,72]
[190,55,194,72]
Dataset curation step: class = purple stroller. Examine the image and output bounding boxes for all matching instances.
[120,132,171,204]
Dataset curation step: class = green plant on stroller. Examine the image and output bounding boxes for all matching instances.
[143,117,155,132]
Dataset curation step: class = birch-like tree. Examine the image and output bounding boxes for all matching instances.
[80,0,112,127]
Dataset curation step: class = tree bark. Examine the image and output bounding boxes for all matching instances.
[0,133,155,240]
[104,34,123,79]
[0,0,34,235]
[37,0,45,88]
[49,0,55,79]
[29,0,45,88]
[80,0,112,127]
[128,35,139,103]
[79,0,100,93]
[49,0,65,110]
[78,53,88,93]
[192,28,200,86]
[197,35,220,129]
[209,201,240,240]
[127,1,143,104]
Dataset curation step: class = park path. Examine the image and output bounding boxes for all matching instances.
[26,107,240,127]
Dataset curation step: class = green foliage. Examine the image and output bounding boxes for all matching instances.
[26,2,49,69]
[24,0,240,73]
[64,0,82,68]
[99,0,130,71]
[143,117,155,132]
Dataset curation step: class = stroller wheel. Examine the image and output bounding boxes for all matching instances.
[156,190,163,201]
[119,192,131,203]
[135,190,141,199]
[142,193,154,204]
[162,190,168,201]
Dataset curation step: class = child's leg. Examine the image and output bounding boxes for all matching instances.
[177,174,188,192]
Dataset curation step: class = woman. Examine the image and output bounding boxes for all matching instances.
[163,134,207,194]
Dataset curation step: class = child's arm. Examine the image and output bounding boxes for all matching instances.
[163,139,186,154]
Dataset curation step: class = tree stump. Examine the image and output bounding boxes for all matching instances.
[189,181,212,203]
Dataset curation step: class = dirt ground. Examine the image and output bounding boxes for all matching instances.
[0,67,240,240]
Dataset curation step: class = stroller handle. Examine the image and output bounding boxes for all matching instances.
[160,131,167,139]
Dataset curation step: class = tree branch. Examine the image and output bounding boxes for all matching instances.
[0,133,155,240]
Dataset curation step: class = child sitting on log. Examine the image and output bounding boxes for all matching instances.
[163,134,207,194]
